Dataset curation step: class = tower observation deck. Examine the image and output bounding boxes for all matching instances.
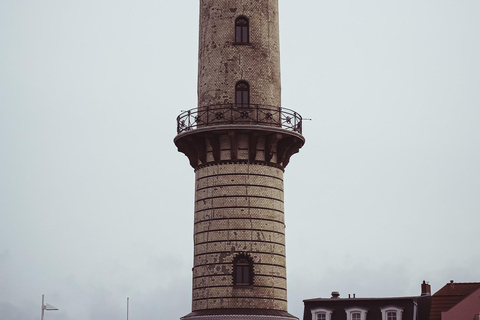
[174,1,304,319]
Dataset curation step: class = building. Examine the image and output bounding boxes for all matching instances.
[174,1,305,320]
[429,281,480,320]
[303,281,432,320]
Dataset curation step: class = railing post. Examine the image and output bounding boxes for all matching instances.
[206,106,210,126]
[278,106,282,129]
[292,111,298,132]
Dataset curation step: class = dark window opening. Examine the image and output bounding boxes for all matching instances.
[352,313,361,320]
[233,254,253,286]
[235,81,249,107]
[387,312,397,320]
[235,17,249,44]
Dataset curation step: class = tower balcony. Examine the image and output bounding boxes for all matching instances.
[174,104,305,170]
[176,104,303,135]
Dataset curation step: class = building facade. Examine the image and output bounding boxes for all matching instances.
[303,282,433,320]
[174,1,304,320]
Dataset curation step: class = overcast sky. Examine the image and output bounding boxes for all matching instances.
[1,1,480,320]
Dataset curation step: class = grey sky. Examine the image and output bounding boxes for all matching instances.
[1,1,479,320]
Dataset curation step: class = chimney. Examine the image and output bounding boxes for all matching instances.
[421,281,431,296]
[331,291,340,299]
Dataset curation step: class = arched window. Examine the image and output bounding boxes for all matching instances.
[380,306,403,320]
[316,314,326,320]
[352,313,361,320]
[235,17,249,44]
[233,254,253,286]
[311,308,333,320]
[345,308,368,320]
[235,81,249,107]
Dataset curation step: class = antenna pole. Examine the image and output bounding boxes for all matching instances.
[127,297,129,320]
[41,294,44,320]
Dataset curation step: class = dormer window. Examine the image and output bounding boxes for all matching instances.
[311,308,333,320]
[345,307,368,320]
[235,17,249,44]
[233,254,253,286]
[235,81,250,107]
[380,306,403,320]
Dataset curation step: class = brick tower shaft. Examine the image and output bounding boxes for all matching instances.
[198,0,281,107]
[175,1,304,319]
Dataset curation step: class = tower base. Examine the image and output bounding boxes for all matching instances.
[181,309,298,320]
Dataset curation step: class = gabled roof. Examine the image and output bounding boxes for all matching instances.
[429,281,480,320]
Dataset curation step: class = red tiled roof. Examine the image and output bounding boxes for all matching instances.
[429,282,480,320]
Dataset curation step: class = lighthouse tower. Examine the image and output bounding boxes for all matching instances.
[174,1,304,320]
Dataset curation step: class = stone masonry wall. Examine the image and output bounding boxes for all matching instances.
[181,0,298,314]
[198,0,281,107]
[193,163,288,311]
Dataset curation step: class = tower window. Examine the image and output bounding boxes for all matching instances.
[233,254,253,286]
[235,81,250,107]
[235,17,249,44]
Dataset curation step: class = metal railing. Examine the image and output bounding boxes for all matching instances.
[176,104,303,135]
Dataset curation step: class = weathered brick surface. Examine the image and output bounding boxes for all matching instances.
[195,197,284,212]
[192,162,288,311]
[195,208,284,223]
[192,274,287,288]
[194,252,286,267]
[194,219,286,234]
[198,0,281,108]
[196,175,284,190]
[193,264,286,279]
[193,285,287,299]
[194,241,286,256]
[194,226,286,244]
[193,298,288,311]
[196,185,284,200]
[197,163,283,178]
[175,0,304,316]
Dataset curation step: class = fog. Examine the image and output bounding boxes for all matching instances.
[1,1,479,319]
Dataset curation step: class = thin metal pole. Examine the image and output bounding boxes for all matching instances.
[127,297,129,320]
[41,294,44,320]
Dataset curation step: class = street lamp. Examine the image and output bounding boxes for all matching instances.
[41,294,58,320]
